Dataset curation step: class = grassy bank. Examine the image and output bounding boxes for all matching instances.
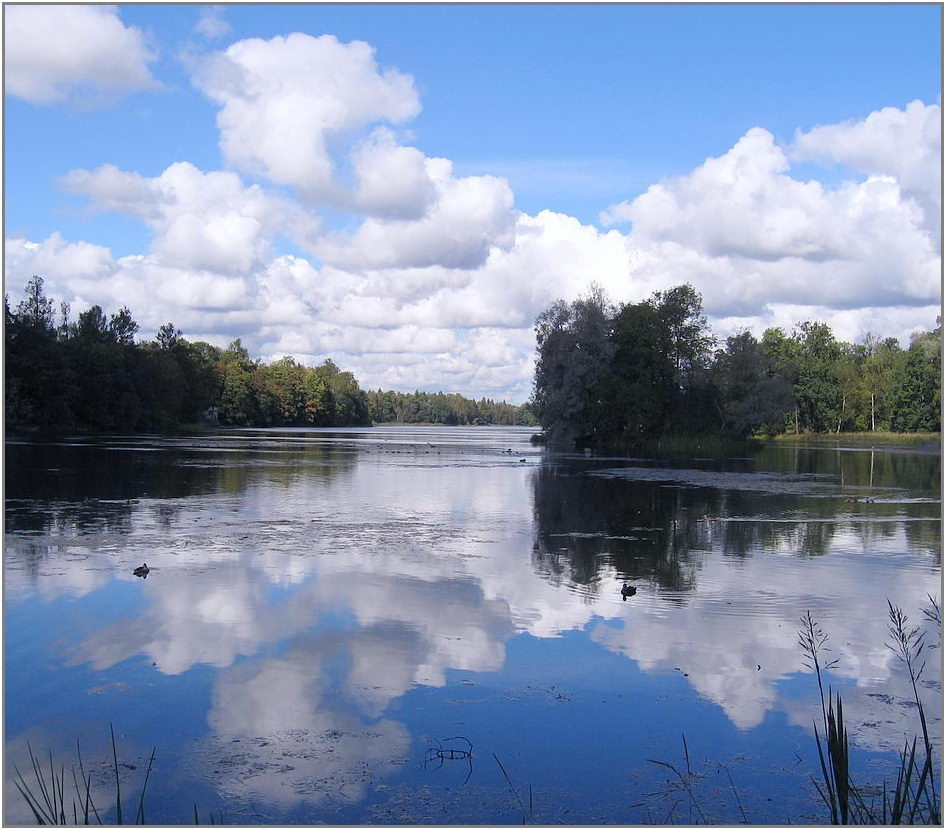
[770,432,940,448]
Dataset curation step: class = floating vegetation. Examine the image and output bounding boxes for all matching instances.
[589,465,878,497]
[423,736,474,786]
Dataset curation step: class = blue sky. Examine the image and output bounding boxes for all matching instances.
[4,3,942,402]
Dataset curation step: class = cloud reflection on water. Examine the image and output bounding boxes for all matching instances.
[4,428,941,815]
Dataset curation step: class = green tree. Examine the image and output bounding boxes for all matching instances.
[301,370,331,424]
[890,336,941,432]
[218,339,259,425]
[5,277,74,431]
[109,306,139,345]
[531,284,614,445]
[652,283,714,383]
[711,331,795,437]
[835,342,869,432]
[793,321,842,433]
[156,322,183,352]
[260,356,305,424]
[75,305,111,344]
[651,284,716,432]
[15,275,56,331]
[760,327,803,433]
[326,367,371,426]
[219,363,258,425]
[597,299,673,440]
[862,334,905,431]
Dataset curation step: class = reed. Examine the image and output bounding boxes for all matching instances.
[492,753,534,824]
[799,602,941,824]
[647,734,708,824]
[12,725,156,825]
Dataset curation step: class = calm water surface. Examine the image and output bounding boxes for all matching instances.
[4,426,942,824]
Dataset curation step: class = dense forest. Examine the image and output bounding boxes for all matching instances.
[365,389,534,426]
[532,283,941,447]
[4,277,532,434]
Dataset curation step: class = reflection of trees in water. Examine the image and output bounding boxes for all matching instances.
[530,461,701,593]
[4,434,357,542]
[758,444,942,493]
[531,449,942,593]
[904,521,943,562]
[6,496,135,543]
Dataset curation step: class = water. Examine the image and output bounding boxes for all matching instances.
[4,426,941,824]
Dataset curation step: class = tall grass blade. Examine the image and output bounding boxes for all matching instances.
[58,761,67,823]
[12,771,51,825]
[110,724,122,825]
[47,750,58,820]
[135,747,156,825]
[812,722,838,824]
[76,740,102,825]
[827,692,849,824]
[69,765,92,825]
[493,752,526,819]
[28,743,54,820]
[723,765,749,824]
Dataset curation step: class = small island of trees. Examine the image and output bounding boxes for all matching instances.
[530,283,941,447]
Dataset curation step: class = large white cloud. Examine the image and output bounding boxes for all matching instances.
[603,123,940,318]
[60,161,319,275]
[350,128,437,220]
[192,32,420,199]
[792,100,941,240]
[318,157,516,271]
[4,5,160,106]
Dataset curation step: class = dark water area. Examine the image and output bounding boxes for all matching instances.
[4,426,942,824]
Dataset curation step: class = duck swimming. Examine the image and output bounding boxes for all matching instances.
[133,563,150,578]
[621,582,637,600]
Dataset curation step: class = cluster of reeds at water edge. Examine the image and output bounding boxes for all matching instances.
[798,598,942,824]
[12,724,154,825]
[10,723,231,826]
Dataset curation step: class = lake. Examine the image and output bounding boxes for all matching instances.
[4,426,941,824]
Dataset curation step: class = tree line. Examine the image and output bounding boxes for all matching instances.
[366,389,534,426]
[4,276,531,434]
[532,283,941,447]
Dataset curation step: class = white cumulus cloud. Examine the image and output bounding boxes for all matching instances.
[792,99,941,239]
[350,127,437,219]
[601,107,940,338]
[4,5,160,106]
[192,32,420,199]
[318,157,516,271]
[61,161,319,275]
